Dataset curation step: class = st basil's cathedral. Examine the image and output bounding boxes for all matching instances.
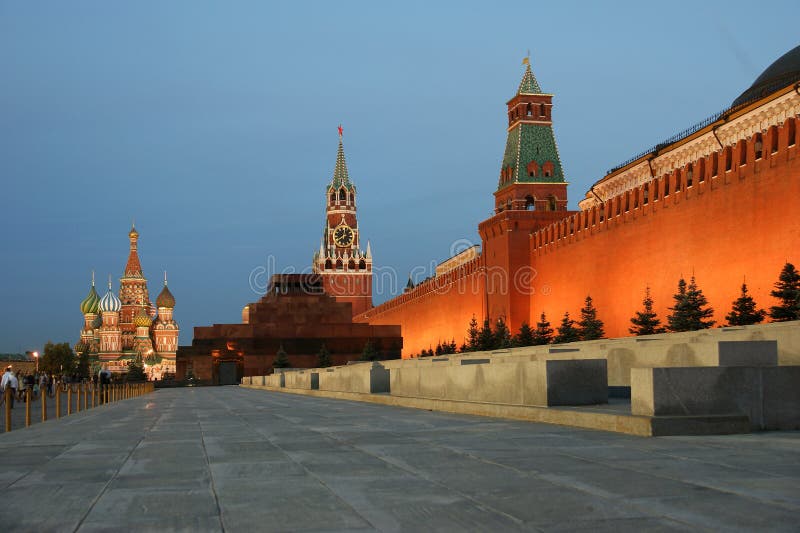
[75,225,179,379]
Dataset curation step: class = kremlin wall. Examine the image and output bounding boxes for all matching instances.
[354,46,800,357]
[178,45,800,378]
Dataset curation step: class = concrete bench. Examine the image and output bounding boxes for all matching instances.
[631,365,800,430]
[391,359,607,407]
[318,362,390,394]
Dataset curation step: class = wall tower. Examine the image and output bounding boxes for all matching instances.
[313,127,373,316]
[478,57,574,329]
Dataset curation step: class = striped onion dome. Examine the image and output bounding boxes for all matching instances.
[80,283,100,315]
[133,306,152,328]
[99,280,122,313]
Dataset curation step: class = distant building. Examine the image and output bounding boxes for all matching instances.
[76,226,179,378]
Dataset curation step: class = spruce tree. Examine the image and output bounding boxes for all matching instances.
[273,344,290,368]
[514,321,535,347]
[448,339,458,354]
[684,276,715,330]
[578,296,605,340]
[494,317,512,348]
[532,312,554,345]
[667,278,691,332]
[127,354,147,382]
[629,286,666,335]
[726,283,766,326]
[360,340,378,361]
[554,312,581,344]
[466,316,480,351]
[316,343,332,368]
[477,318,495,351]
[435,342,444,356]
[769,262,800,322]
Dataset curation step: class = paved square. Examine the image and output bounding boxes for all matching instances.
[1,387,798,531]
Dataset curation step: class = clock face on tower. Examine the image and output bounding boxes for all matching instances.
[333,225,354,247]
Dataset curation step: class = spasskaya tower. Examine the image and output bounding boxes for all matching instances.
[312,126,373,315]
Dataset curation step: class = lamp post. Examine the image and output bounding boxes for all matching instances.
[32,351,39,373]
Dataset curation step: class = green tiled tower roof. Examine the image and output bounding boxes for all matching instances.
[498,62,565,190]
[330,136,355,191]
[517,62,542,95]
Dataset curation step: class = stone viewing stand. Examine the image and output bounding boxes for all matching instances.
[243,322,800,437]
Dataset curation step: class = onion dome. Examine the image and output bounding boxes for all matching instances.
[74,341,88,354]
[99,278,122,313]
[80,277,100,315]
[156,271,175,308]
[133,306,152,328]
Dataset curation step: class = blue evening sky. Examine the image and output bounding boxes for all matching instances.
[1,1,797,352]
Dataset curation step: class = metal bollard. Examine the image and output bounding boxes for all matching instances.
[55,387,61,419]
[25,389,31,427]
[91,384,95,408]
[67,386,73,415]
[76,385,82,413]
[42,389,47,422]
[4,387,12,432]
[83,384,88,410]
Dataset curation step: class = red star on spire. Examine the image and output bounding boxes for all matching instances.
[338,124,343,138]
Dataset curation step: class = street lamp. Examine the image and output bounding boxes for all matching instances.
[32,351,39,373]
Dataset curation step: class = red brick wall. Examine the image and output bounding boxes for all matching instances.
[358,117,799,356]
[530,121,799,337]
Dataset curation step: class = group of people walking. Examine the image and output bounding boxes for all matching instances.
[1,365,114,409]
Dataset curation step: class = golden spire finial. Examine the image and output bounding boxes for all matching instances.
[522,50,530,66]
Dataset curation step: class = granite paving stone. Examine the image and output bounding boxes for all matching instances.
[0,386,798,532]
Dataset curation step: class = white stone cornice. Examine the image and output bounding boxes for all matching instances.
[582,89,800,210]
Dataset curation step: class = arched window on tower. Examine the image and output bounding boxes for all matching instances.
[335,259,343,271]
[540,103,545,116]
[526,160,539,177]
[325,259,332,270]
[542,161,554,178]
[526,103,532,116]
[359,259,366,270]
[525,195,536,211]
[348,259,356,270]
[330,192,335,204]
[547,195,557,211]
[339,188,347,202]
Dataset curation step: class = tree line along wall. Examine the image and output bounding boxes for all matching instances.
[354,257,486,357]
[529,117,799,338]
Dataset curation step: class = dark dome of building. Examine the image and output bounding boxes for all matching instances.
[733,45,800,107]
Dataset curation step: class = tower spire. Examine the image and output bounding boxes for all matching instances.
[124,224,144,278]
[331,125,353,190]
[517,54,542,95]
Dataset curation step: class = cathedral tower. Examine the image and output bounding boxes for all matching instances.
[153,272,179,357]
[313,127,373,316]
[119,224,151,349]
[98,278,123,358]
[478,58,575,330]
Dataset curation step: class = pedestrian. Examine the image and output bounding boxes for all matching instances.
[1,365,18,409]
